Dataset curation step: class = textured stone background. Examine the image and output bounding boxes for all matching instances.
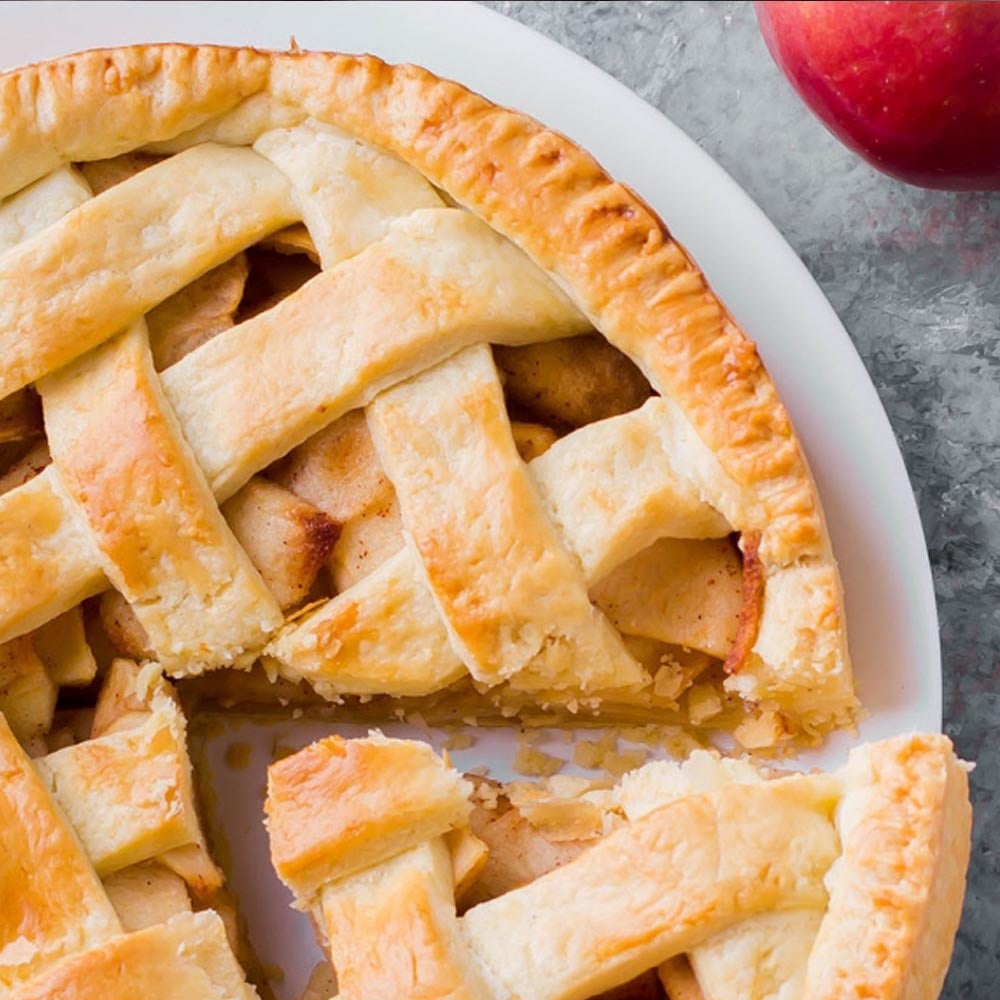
[481,1,998,994]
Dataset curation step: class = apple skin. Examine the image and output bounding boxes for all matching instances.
[754,1,1000,190]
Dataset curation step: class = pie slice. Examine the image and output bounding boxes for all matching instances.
[0,666,257,998]
[0,43,858,747]
[266,731,972,1000]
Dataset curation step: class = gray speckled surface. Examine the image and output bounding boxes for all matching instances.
[481,1,998,994]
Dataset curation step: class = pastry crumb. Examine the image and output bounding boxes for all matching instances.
[602,746,649,778]
[572,731,617,770]
[734,707,790,751]
[443,731,474,751]
[512,745,564,777]
[687,684,723,726]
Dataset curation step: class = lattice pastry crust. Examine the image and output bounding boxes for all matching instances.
[267,731,972,1000]
[0,44,857,744]
[0,663,257,999]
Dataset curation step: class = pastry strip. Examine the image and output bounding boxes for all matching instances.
[0,167,91,252]
[266,732,471,904]
[163,207,588,500]
[679,909,822,1000]
[0,169,108,647]
[319,839,492,1000]
[40,324,282,672]
[132,50,812,560]
[9,911,258,1000]
[267,731,970,1000]
[530,397,731,581]
[0,716,121,992]
[254,119,443,267]
[0,46,857,739]
[34,696,204,877]
[620,755,824,1000]
[0,209,587,647]
[367,343,642,692]
[460,777,840,1000]
[802,733,972,1000]
[0,144,298,398]
[88,661,223,897]
[0,466,104,643]
[269,547,467,697]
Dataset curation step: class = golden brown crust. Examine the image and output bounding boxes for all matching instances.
[35,696,203,877]
[270,733,972,1000]
[9,911,258,1000]
[0,45,269,198]
[265,732,471,903]
[367,344,642,692]
[0,715,121,991]
[269,397,731,701]
[462,777,840,1000]
[0,469,105,644]
[0,43,853,734]
[320,839,492,1000]
[0,43,820,565]
[0,144,297,399]
[803,733,972,1000]
[40,325,283,672]
[265,52,824,565]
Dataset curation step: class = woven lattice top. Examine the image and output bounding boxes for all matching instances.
[265,730,971,1000]
[0,45,857,748]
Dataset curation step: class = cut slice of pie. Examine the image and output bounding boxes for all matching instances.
[0,43,857,748]
[266,730,972,1000]
[0,664,258,999]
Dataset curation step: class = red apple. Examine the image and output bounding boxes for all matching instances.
[754,1,1000,190]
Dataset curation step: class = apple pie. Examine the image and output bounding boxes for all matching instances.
[0,41,967,1000]
[0,43,856,747]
